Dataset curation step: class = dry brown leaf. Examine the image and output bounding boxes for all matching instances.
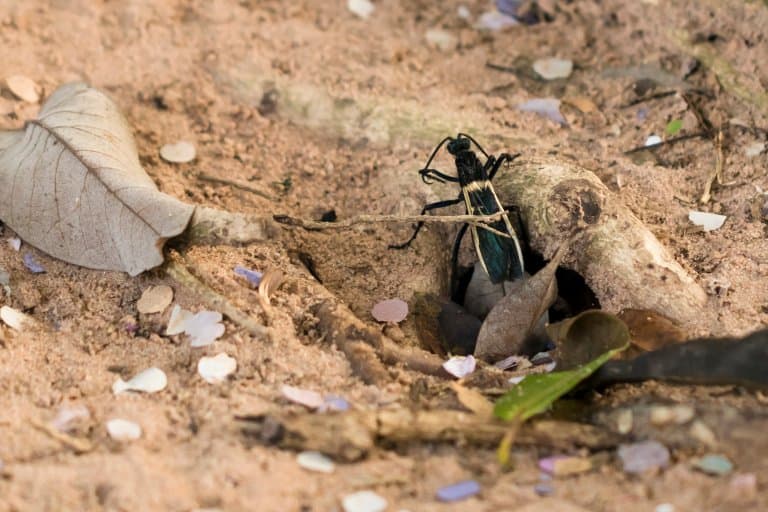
[0,82,195,275]
[563,95,598,114]
[618,308,687,351]
[474,244,568,362]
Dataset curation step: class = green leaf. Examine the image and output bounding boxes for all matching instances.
[493,343,629,421]
[665,119,683,135]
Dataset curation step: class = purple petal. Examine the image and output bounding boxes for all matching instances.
[234,266,263,286]
[538,455,568,475]
[618,440,670,474]
[321,395,350,412]
[436,480,481,502]
[371,298,408,323]
[23,253,45,273]
[517,98,567,125]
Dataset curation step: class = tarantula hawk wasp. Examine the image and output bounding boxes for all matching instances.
[391,133,526,295]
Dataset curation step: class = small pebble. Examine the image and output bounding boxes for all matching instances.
[688,211,727,232]
[539,455,592,476]
[320,395,350,412]
[645,134,662,146]
[442,355,476,378]
[342,490,387,512]
[23,253,45,273]
[649,404,694,426]
[494,354,523,370]
[745,141,765,157]
[618,440,670,474]
[197,353,237,383]
[457,5,471,19]
[692,454,733,476]
[347,0,374,19]
[436,480,481,502]
[616,409,633,434]
[425,29,457,52]
[112,367,168,395]
[371,299,408,323]
[297,451,335,474]
[530,352,554,365]
[689,420,717,448]
[136,285,174,314]
[160,141,196,163]
[533,58,573,80]
[6,75,40,103]
[106,419,142,441]
[654,504,675,512]
[728,473,757,499]
[534,482,555,497]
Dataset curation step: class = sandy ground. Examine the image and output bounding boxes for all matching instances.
[1,0,767,511]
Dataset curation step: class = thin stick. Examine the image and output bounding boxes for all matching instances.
[623,131,707,154]
[166,257,269,339]
[198,172,273,200]
[273,212,514,239]
[700,130,725,203]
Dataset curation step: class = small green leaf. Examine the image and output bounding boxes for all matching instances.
[493,343,629,421]
[665,119,683,135]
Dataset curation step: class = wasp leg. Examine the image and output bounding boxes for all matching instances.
[421,136,454,171]
[389,197,463,249]
[419,168,460,184]
[487,152,521,181]
[450,222,470,299]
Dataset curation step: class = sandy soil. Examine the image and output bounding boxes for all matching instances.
[1,0,767,511]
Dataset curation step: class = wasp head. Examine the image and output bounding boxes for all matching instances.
[446,137,470,155]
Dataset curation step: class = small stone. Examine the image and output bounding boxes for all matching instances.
[160,141,196,163]
[533,58,573,80]
[371,299,408,323]
[442,355,476,378]
[347,0,374,19]
[618,440,670,474]
[425,29,458,52]
[197,353,237,383]
[106,419,142,441]
[688,211,727,232]
[136,285,174,314]
[534,482,555,497]
[727,473,757,500]
[654,504,675,512]
[435,480,481,502]
[6,75,40,103]
[650,405,694,426]
[342,490,387,512]
[457,5,471,19]
[517,98,567,125]
[616,409,633,434]
[645,135,662,146]
[745,141,765,157]
[689,420,718,448]
[112,367,168,395]
[540,456,592,476]
[475,10,519,31]
[692,454,733,476]
[297,451,335,474]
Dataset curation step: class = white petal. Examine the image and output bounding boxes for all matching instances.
[533,58,573,80]
[106,418,142,441]
[112,367,167,394]
[347,0,374,19]
[342,491,387,512]
[198,353,237,383]
[0,305,35,331]
[442,355,477,378]
[688,211,727,232]
[166,304,193,335]
[160,141,196,163]
[51,404,90,432]
[297,451,335,473]
[281,385,325,409]
[6,75,40,103]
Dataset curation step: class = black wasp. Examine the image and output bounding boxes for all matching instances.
[391,133,525,291]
